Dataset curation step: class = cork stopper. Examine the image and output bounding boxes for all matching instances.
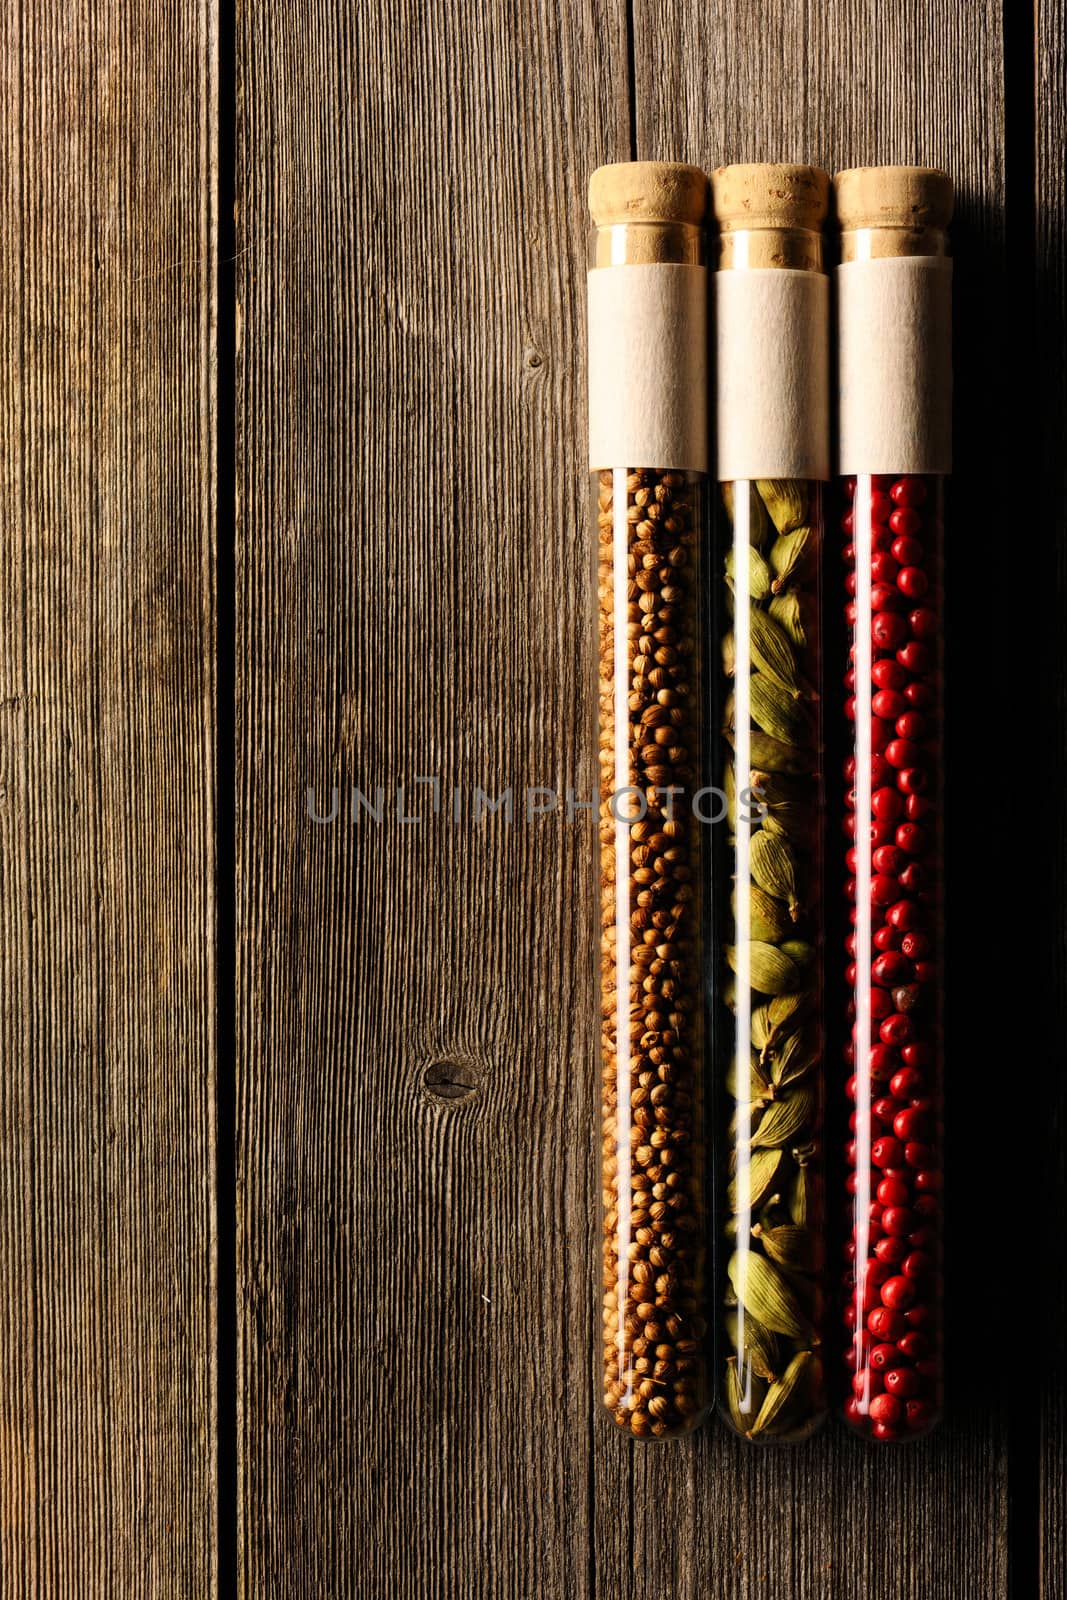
[835,167,953,232]
[711,164,830,232]
[835,167,951,260]
[588,162,709,228]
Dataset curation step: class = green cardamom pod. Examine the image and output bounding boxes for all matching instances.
[748,671,810,745]
[726,940,801,996]
[727,1147,781,1213]
[748,769,801,808]
[725,1308,781,1384]
[749,1351,821,1439]
[728,1249,815,1342]
[760,803,816,851]
[753,1222,815,1275]
[749,830,801,918]
[779,938,814,966]
[767,590,807,650]
[726,1048,771,1101]
[722,481,771,547]
[732,883,793,944]
[769,525,815,593]
[787,1160,812,1228]
[725,543,772,600]
[723,1354,767,1437]
[750,1002,774,1055]
[769,1027,818,1089]
[755,479,807,534]
[768,991,809,1030]
[743,730,815,776]
[746,605,801,697]
[749,1087,814,1149]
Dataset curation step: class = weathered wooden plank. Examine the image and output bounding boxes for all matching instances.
[1038,5,1066,1595]
[0,2,218,1595]
[234,0,627,1593]
[619,3,1011,1596]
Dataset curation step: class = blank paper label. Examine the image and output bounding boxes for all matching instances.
[587,264,708,473]
[716,270,830,482]
[837,257,952,475]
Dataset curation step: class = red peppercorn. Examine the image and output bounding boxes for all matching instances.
[881,1207,914,1238]
[885,738,920,769]
[890,535,923,565]
[880,1275,915,1311]
[873,611,909,650]
[897,640,932,673]
[905,1141,936,1170]
[871,582,904,613]
[871,1421,901,1441]
[893,1108,929,1141]
[888,506,922,538]
[870,490,893,522]
[874,926,904,951]
[897,1330,929,1361]
[902,1250,932,1280]
[872,659,908,690]
[870,753,892,786]
[871,552,900,585]
[901,1041,933,1070]
[867,1307,906,1342]
[877,1177,909,1207]
[899,861,927,892]
[887,900,923,932]
[875,1236,909,1265]
[871,873,899,907]
[843,1396,865,1426]
[869,1392,903,1426]
[897,767,928,796]
[872,786,904,821]
[870,716,891,752]
[909,607,938,638]
[897,566,928,600]
[883,1365,921,1399]
[871,528,895,553]
[869,987,893,1021]
[895,823,926,855]
[868,1044,897,1080]
[889,1067,924,1099]
[914,1169,942,1193]
[880,1014,914,1046]
[903,679,934,709]
[869,1342,901,1372]
[891,983,921,1014]
[890,477,928,509]
[852,1367,881,1399]
[895,711,927,741]
[871,1136,905,1169]
[872,951,912,986]
[872,689,907,720]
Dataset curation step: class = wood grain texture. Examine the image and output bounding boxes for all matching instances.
[0,2,218,1597]
[1038,5,1066,1596]
[622,2,1012,1597]
[233,0,627,1593]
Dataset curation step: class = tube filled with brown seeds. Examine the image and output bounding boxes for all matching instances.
[588,162,711,1437]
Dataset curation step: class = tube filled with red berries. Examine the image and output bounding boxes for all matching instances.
[835,167,952,1442]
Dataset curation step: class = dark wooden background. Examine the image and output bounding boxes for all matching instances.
[2,1,1062,1595]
